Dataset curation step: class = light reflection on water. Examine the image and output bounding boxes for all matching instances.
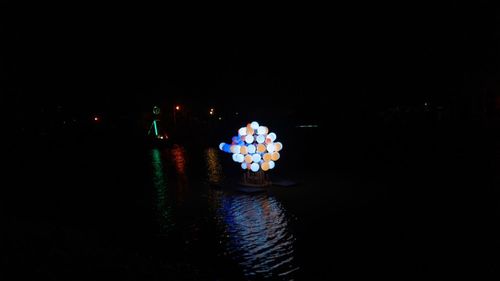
[171,145,188,204]
[206,148,299,280]
[205,147,223,184]
[209,191,299,280]
[151,148,173,235]
[150,146,299,279]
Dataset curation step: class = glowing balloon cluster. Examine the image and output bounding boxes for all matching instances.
[219,122,283,172]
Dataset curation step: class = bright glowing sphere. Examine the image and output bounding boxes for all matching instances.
[261,161,270,171]
[240,146,248,155]
[245,155,253,164]
[241,163,247,169]
[269,160,275,169]
[257,144,267,153]
[266,143,275,153]
[257,126,267,135]
[238,127,247,136]
[250,163,260,172]
[263,153,272,162]
[268,133,277,142]
[247,144,256,154]
[271,152,280,161]
[256,135,265,144]
[245,135,254,144]
[252,154,262,163]
[251,121,259,130]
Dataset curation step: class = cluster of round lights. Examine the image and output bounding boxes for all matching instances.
[219,122,282,172]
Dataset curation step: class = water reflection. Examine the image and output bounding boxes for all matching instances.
[171,145,188,203]
[151,148,173,234]
[210,190,299,280]
[205,147,224,184]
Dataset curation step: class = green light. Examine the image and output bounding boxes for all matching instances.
[153,120,158,136]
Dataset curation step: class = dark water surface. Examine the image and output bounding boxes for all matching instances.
[2,124,497,280]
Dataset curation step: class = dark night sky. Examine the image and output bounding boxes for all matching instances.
[1,2,498,121]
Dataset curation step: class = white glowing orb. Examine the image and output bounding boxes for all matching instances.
[256,135,265,144]
[266,143,275,153]
[257,126,267,135]
[238,127,247,136]
[251,121,259,130]
[247,144,256,154]
[269,160,275,169]
[241,163,247,169]
[268,132,277,142]
[250,163,260,172]
[252,154,262,163]
[245,135,254,144]
[219,143,225,150]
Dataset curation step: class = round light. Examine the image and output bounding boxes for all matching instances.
[257,144,267,153]
[247,144,256,154]
[245,155,253,164]
[263,153,272,162]
[219,142,225,150]
[240,146,248,155]
[233,145,241,154]
[256,135,265,144]
[241,163,247,170]
[238,127,247,136]
[236,154,244,163]
[257,126,267,135]
[268,132,277,142]
[250,163,260,172]
[252,154,261,163]
[266,143,275,153]
[232,154,239,162]
[271,152,280,161]
[269,160,275,169]
[251,121,259,130]
[261,162,270,171]
[246,124,254,135]
[274,142,283,152]
[245,135,254,144]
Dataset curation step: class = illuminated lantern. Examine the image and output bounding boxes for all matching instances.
[250,163,260,172]
[238,127,247,136]
[257,144,267,153]
[257,126,268,135]
[266,143,275,153]
[252,154,262,163]
[245,155,253,164]
[219,122,283,173]
[245,135,254,144]
[240,146,248,155]
[263,153,272,162]
[271,152,280,161]
[261,161,270,171]
[231,145,241,154]
[236,154,244,163]
[268,133,277,142]
[247,144,256,154]
[246,124,254,136]
[274,142,283,152]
